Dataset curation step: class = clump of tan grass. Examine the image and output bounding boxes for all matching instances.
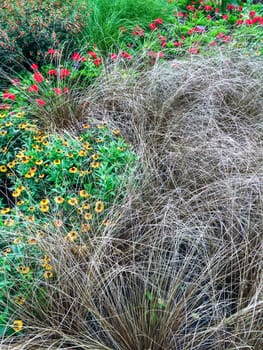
[2,51,262,349]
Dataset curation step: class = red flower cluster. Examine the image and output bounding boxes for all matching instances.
[72,52,86,62]
[2,92,16,100]
[149,18,163,30]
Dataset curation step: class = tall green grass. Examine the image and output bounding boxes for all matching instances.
[83,0,174,53]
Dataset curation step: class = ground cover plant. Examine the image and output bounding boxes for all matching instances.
[0,0,263,349]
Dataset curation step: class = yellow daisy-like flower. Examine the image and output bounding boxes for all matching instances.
[63,140,69,146]
[97,123,106,129]
[16,152,25,159]
[4,218,15,227]
[67,153,74,158]
[17,265,30,274]
[91,161,100,168]
[82,123,90,129]
[35,159,44,165]
[0,165,7,172]
[81,223,91,232]
[83,142,92,150]
[53,159,61,165]
[95,201,104,213]
[18,123,28,129]
[12,320,23,332]
[3,248,11,255]
[44,264,53,271]
[0,130,8,136]
[28,238,37,245]
[17,200,25,206]
[78,149,87,157]
[92,153,99,160]
[66,230,78,242]
[5,121,13,127]
[82,203,90,210]
[113,129,120,135]
[24,171,35,178]
[79,190,90,198]
[1,147,8,153]
[67,197,79,206]
[42,140,49,146]
[56,148,62,153]
[12,189,22,198]
[21,156,29,164]
[39,174,45,179]
[36,230,45,238]
[7,160,16,168]
[25,215,35,222]
[30,166,37,172]
[84,212,92,221]
[40,198,49,206]
[0,207,11,214]
[28,206,35,212]
[14,296,26,305]
[53,219,63,228]
[39,205,49,213]
[54,196,64,204]
[13,238,22,244]
[69,167,78,173]
[43,271,53,279]
[95,138,104,143]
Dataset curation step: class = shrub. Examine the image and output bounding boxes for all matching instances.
[0,0,89,75]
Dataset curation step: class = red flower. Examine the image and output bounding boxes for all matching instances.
[36,98,46,106]
[28,84,39,92]
[47,48,56,54]
[149,22,157,30]
[209,41,216,47]
[72,52,81,61]
[223,35,231,43]
[154,18,163,25]
[31,63,39,70]
[203,5,212,11]
[215,8,220,13]
[110,53,118,60]
[94,58,102,66]
[222,15,229,20]
[87,51,97,59]
[48,69,57,76]
[121,51,132,60]
[63,87,69,93]
[207,15,212,20]
[59,68,70,79]
[249,11,256,18]
[3,92,16,100]
[174,41,183,47]
[0,104,11,110]
[177,12,184,17]
[53,88,63,95]
[189,47,199,54]
[34,72,44,83]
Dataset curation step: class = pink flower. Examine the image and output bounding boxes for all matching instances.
[110,53,118,60]
[3,92,16,100]
[59,68,70,79]
[189,47,199,54]
[31,63,39,70]
[47,48,56,55]
[63,87,69,93]
[207,15,212,20]
[48,69,57,76]
[34,72,44,83]
[222,15,229,20]
[36,98,46,106]
[0,104,11,110]
[249,11,256,18]
[174,41,183,47]
[11,78,21,85]
[53,88,63,95]
[28,84,39,92]
[177,12,184,17]
[223,35,231,43]
[87,51,97,59]
[209,41,216,47]
[203,5,212,11]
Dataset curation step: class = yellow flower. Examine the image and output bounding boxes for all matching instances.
[1,147,8,153]
[113,129,120,135]
[44,264,53,271]
[56,148,62,153]
[95,138,104,143]
[24,171,35,178]
[53,219,63,228]
[35,159,44,165]
[7,160,16,168]
[12,320,23,332]
[25,215,35,222]
[39,205,49,213]
[5,121,13,127]
[12,189,22,198]
[91,161,100,168]
[17,200,25,206]
[81,223,91,232]
[95,201,104,213]
[18,123,28,129]
[13,238,21,244]
[69,166,78,173]
[42,140,49,146]
[67,153,74,158]
[4,218,15,227]
[17,265,30,274]
[40,198,49,206]
[14,296,26,305]
[0,165,7,172]
[92,153,99,160]
[21,156,29,164]
[53,159,61,165]
[82,123,90,129]
[66,230,78,242]
[43,271,53,279]
[82,203,90,210]
[79,190,90,198]
[84,212,92,221]
[39,173,45,179]
[3,248,11,255]
[67,198,78,206]
[54,196,64,204]
[97,124,106,129]
[0,207,11,214]
[78,150,87,157]
[28,238,37,245]
[83,142,92,150]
